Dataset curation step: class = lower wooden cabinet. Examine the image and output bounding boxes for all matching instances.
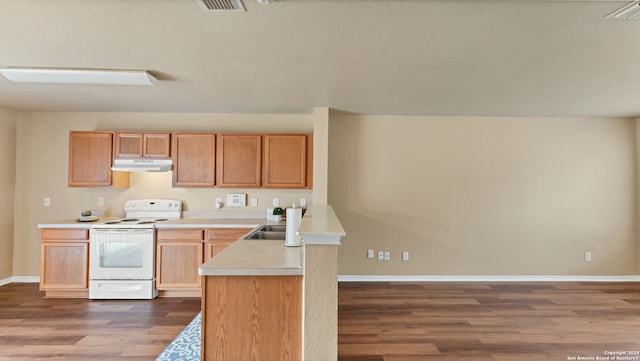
[40,228,90,298]
[205,228,252,259]
[39,227,255,299]
[155,227,251,297]
[156,229,204,296]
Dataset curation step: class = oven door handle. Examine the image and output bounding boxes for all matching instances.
[94,283,145,291]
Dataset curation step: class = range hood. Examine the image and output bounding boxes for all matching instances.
[111,159,172,172]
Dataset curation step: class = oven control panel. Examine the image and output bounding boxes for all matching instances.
[124,199,182,212]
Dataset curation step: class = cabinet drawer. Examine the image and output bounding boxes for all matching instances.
[205,228,252,242]
[41,229,89,241]
[157,229,204,241]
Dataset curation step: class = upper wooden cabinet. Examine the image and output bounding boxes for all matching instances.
[115,132,171,159]
[172,132,216,187]
[68,131,129,188]
[216,134,262,188]
[69,130,312,189]
[262,134,312,189]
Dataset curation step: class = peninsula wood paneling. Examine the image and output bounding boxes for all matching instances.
[202,275,302,361]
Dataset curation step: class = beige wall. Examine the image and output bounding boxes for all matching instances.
[13,112,314,277]
[0,108,16,281]
[329,115,637,276]
[10,111,640,277]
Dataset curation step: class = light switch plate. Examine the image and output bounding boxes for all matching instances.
[226,193,246,207]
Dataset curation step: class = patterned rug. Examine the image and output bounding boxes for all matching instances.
[155,313,201,361]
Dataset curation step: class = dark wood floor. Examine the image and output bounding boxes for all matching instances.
[0,283,201,361]
[2,282,640,361]
[338,282,640,361]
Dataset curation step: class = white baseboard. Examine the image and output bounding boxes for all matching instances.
[0,276,40,286]
[338,275,640,282]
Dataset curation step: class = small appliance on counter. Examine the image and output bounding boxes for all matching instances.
[88,199,182,300]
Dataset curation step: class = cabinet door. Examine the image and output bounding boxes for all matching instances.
[115,132,143,158]
[68,131,115,187]
[172,133,216,187]
[205,228,252,260]
[206,241,234,260]
[40,243,89,290]
[156,229,205,290]
[143,133,171,158]
[262,134,311,188]
[156,241,204,289]
[40,229,90,291]
[216,134,261,188]
[116,132,171,158]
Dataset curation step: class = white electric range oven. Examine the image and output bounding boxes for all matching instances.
[89,199,182,299]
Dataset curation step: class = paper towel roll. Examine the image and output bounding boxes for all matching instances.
[285,207,303,247]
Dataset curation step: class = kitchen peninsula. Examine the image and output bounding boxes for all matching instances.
[197,205,345,361]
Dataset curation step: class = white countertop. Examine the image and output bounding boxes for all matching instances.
[297,205,346,245]
[37,217,276,229]
[37,217,120,229]
[156,218,279,229]
[199,239,303,276]
[39,207,344,278]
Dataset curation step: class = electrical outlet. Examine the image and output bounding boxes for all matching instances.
[215,198,223,209]
[367,249,374,259]
[585,252,592,262]
[251,197,258,207]
[273,198,280,207]
[300,198,307,207]
[98,197,104,206]
[44,197,50,207]
[378,251,384,260]
[384,251,390,260]
[402,251,409,261]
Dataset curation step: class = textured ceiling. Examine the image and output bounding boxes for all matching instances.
[0,0,639,117]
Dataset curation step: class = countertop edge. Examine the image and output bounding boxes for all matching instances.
[38,223,93,229]
[198,268,303,276]
[199,239,303,277]
[297,205,346,245]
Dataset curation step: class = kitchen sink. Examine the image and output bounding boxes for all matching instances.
[243,225,286,240]
[258,225,286,232]
[246,231,286,240]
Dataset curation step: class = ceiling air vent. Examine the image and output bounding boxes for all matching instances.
[605,1,640,20]
[199,0,245,12]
